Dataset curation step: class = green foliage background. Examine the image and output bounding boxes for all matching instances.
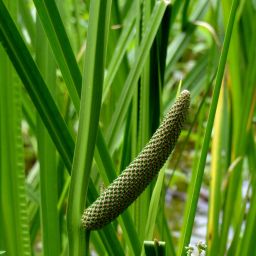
[0,0,255,255]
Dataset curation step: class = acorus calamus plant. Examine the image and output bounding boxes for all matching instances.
[82,90,190,230]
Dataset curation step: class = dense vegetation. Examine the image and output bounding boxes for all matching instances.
[0,0,255,255]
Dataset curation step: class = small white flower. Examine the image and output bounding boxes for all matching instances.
[191,246,200,256]
[185,241,207,256]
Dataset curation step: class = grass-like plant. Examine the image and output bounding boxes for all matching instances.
[0,0,256,256]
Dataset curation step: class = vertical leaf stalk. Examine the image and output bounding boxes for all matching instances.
[67,1,111,255]
[35,16,60,255]
[0,2,31,255]
[178,0,239,254]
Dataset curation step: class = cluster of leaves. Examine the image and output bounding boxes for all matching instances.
[0,0,255,256]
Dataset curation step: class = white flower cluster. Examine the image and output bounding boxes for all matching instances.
[185,241,207,256]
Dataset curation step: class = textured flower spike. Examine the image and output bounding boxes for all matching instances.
[82,90,190,230]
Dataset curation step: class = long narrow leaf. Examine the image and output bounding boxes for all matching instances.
[106,0,170,152]
[0,34,31,256]
[35,18,60,255]
[143,168,166,249]
[32,0,82,111]
[178,0,239,254]
[67,1,111,254]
